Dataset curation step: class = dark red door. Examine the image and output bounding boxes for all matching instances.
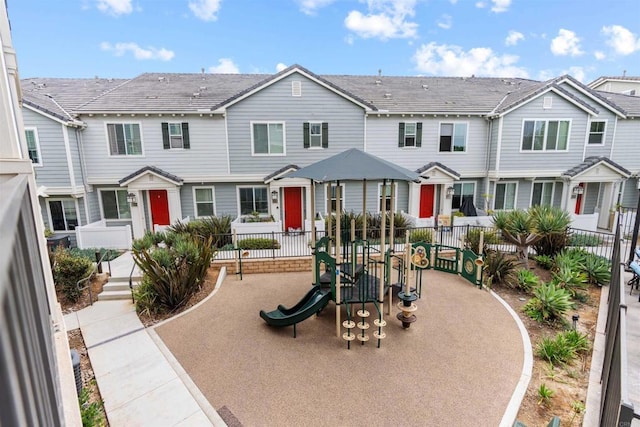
[284,187,302,230]
[419,185,435,218]
[149,190,170,226]
[574,183,584,214]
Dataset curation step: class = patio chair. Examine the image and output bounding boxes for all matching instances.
[629,260,640,298]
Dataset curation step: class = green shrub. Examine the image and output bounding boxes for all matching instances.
[409,228,433,243]
[530,206,571,257]
[483,250,517,288]
[582,253,611,285]
[513,268,540,293]
[465,228,500,253]
[562,329,590,354]
[168,215,233,248]
[69,248,120,262]
[537,383,555,406]
[534,254,554,270]
[524,283,573,323]
[133,277,158,316]
[568,233,602,247]
[553,248,587,272]
[53,247,93,303]
[551,266,588,297]
[536,335,575,365]
[78,385,104,427]
[237,238,281,250]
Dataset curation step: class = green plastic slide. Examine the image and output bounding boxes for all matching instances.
[260,286,331,329]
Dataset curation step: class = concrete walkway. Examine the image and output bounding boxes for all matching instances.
[65,300,224,426]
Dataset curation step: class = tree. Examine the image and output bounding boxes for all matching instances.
[493,209,542,268]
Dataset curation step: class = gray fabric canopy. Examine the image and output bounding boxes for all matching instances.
[285,148,421,182]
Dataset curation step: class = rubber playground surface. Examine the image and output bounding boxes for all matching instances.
[156,269,524,426]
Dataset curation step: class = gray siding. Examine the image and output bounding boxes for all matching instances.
[80,115,228,182]
[85,190,101,223]
[583,182,600,214]
[226,72,365,174]
[499,94,588,173]
[610,119,640,173]
[488,118,499,171]
[69,128,85,187]
[216,183,244,217]
[365,116,488,176]
[553,182,563,208]
[22,108,72,187]
[77,197,88,226]
[621,178,639,207]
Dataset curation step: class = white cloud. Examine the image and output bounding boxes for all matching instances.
[449,0,458,3]
[537,69,554,81]
[602,25,640,55]
[475,1,486,8]
[344,0,418,40]
[189,0,222,22]
[276,63,288,72]
[490,0,511,13]
[539,66,591,83]
[437,14,452,30]
[550,29,583,56]
[505,30,524,46]
[297,0,336,15]
[594,50,606,60]
[413,42,528,78]
[100,42,174,61]
[209,58,239,74]
[564,66,587,82]
[96,0,132,15]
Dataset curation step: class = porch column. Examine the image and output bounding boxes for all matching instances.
[441,182,453,216]
[565,181,579,214]
[167,188,182,224]
[129,190,146,239]
[407,182,421,217]
[597,182,615,230]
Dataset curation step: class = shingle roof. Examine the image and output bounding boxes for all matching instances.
[21,77,127,122]
[415,162,460,179]
[118,166,183,185]
[588,75,640,88]
[594,91,640,117]
[264,164,299,182]
[562,156,631,178]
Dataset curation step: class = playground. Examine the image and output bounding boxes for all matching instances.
[156,269,524,426]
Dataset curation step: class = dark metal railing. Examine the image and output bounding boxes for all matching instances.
[76,251,113,306]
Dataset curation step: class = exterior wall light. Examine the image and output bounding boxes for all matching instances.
[572,185,584,196]
[126,192,138,206]
[446,186,455,198]
[271,190,278,203]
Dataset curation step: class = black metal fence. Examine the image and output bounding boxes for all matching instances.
[598,217,639,426]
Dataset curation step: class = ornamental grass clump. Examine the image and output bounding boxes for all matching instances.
[513,268,540,293]
[52,246,93,303]
[132,232,215,312]
[523,283,573,323]
[482,250,517,288]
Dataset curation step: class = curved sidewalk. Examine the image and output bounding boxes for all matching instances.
[156,270,528,426]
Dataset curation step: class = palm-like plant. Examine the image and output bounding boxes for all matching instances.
[493,209,542,268]
[530,206,572,257]
[523,282,573,322]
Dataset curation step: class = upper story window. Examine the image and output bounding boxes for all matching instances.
[439,122,467,152]
[194,187,215,217]
[252,122,285,155]
[531,182,554,206]
[588,121,606,145]
[239,186,269,215]
[495,182,517,210]
[304,122,328,148]
[107,123,143,156]
[100,189,131,220]
[452,182,475,210]
[521,120,570,151]
[398,122,422,147]
[48,199,78,231]
[162,122,190,149]
[24,127,42,165]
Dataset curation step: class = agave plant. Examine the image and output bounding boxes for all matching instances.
[523,283,573,322]
[582,253,611,285]
[530,205,571,257]
[514,268,540,293]
[551,265,588,297]
[483,250,517,288]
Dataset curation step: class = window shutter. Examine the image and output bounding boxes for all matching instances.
[416,122,422,147]
[398,123,405,147]
[303,122,310,148]
[181,123,190,149]
[161,122,170,149]
[322,122,328,148]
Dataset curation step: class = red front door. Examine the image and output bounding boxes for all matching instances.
[149,190,170,227]
[574,183,584,214]
[284,187,303,231]
[419,184,435,218]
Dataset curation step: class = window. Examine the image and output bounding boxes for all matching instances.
[162,122,190,149]
[531,182,554,206]
[194,187,215,217]
[521,120,570,151]
[48,199,78,231]
[378,183,398,212]
[452,182,475,210]
[398,122,422,147]
[107,123,143,155]
[304,122,328,148]
[24,128,41,165]
[252,122,285,155]
[439,123,467,152]
[495,182,517,210]
[239,187,268,215]
[327,184,345,213]
[100,190,131,220]
[588,121,606,145]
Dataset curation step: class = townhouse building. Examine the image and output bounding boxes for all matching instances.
[20,65,640,246]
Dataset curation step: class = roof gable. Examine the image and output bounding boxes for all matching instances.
[562,156,631,180]
[415,162,460,180]
[119,166,183,186]
[495,83,599,117]
[554,75,626,118]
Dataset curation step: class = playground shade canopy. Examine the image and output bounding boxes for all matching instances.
[286,148,422,182]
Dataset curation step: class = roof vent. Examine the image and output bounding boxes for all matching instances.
[107,78,114,83]
[199,86,207,91]
[375,80,382,85]
[422,84,428,89]
[158,76,166,82]
[543,96,553,109]
[193,92,200,98]
[292,81,302,97]
[384,93,392,99]
[36,83,46,89]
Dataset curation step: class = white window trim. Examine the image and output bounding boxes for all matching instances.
[24,126,43,167]
[324,183,346,213]
[519,118,572,152]
[168,122,185,150]
[193,186,216,218]
[543,96,553,109]
[377,182,399,213]
[401,122,418,148]
[586,119,607,146]
[236,185,270,216]
[104,121,145,157]
[46,197,81,231]
[494,181,519,210]
[309,122,323,148]
[250,121,286,157]
[452,181,476,211]
[438,121,469,153]
[98,188,132,222]
[292,81,302,97]
[529,181,556,207]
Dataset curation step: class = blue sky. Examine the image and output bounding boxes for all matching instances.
[8,0,640,82]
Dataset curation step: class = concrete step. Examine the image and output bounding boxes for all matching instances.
[109,275,143,283]
[98,290,135,301]
[102,282,136,292]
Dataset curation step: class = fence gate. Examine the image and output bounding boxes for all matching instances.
[461,249,483,287]
[434,245,459,274]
